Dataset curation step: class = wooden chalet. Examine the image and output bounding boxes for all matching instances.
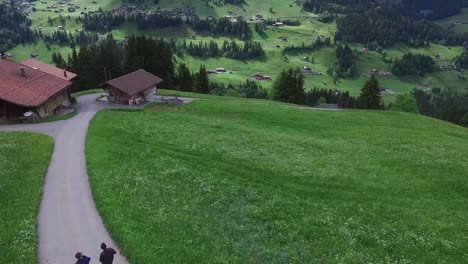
[0,59,74,120]
[104,69,163,105]
[252,73,272,81]
[273,22,284,27]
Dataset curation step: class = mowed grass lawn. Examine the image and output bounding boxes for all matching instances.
[0,132,54,264]
[86,93,468,263]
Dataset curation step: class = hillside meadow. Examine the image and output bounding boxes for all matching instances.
[8,0,467,94]
[0,132,54,264]
[86,91,468,263]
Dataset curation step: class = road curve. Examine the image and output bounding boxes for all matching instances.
[0,94,129,264]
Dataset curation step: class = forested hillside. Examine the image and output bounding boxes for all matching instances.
[304,0,468,19]
[0,4,34,51]
[305,0,468,47]
[396,0,468,19]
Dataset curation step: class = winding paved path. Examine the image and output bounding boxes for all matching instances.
[1,94,129,264]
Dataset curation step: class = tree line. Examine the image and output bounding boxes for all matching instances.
[391,53,435,76]
[79,11,251,39]
[456,42,468,69]
[282,36,332,53]
[335,8,468,47]
[39,29,99,49]
[301,0,468,47]
[302,0,468,19]
[53,34,175,92]
[176,63,268,98]
[270,67,359,109]
[412,88,468,125]
[79,12,127,32]
[334,44,356,78]
[178,40,264,60]
[0,4,35,51]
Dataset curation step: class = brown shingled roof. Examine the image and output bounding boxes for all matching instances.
[0,59,71,107]
[106,69,163,96]
[21,58,77,81]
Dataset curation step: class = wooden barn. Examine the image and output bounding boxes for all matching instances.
[104,69,163,105]
[0,59,74,121]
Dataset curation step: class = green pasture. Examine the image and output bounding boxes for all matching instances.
[0,132,54,264]
[8,41,72,63]
[87,91,468,263]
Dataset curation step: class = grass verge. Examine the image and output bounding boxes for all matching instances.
[39,111,77,123]
[0,132,54,264]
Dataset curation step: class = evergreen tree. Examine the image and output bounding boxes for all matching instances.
[271,68,305,104]
[124,35,175,88]
[390,94,418,113]
[237,79,268,99]
[413,88,468,124]
[459,113,468,127]
[358,76,381,109]
[177,63,193,92]
[0,4,35,51]
[55,53,67,69]
[194,65,210,93]
[457,52,468,69]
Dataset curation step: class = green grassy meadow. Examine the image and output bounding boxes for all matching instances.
[86,91,468,263]
[0,132,54,264]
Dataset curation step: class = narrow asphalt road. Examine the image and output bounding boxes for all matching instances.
[0,94,129,264]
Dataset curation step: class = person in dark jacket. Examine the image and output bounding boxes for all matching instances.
[100,242,117,264]
[75,252,91,264]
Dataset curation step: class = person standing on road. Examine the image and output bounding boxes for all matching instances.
[100,242,117,264]
[75,252,91,264]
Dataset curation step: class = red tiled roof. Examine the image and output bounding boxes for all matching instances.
[106,69,163,96]
[0,59,71,107]
[21,58,77,81]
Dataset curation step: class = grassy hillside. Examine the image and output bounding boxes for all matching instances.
[0,132,54,264]
[86,91,468,263]
[7,0,467,93]
[437,8,468,33]
[111,21,466,94]
[156,0,306,18]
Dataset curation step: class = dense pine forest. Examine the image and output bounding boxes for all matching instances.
[0,4,34,51]
[304,0,468,47]
[303,0,468,19]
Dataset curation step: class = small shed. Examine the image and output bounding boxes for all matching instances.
[104,69,163,105]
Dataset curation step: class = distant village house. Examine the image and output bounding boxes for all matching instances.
[252,73,272,81]
[273,22,284,27]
